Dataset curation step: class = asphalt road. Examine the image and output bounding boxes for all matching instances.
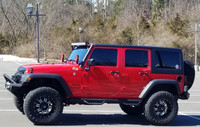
[0,61,200,127]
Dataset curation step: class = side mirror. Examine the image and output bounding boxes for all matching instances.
[85,59,96,71]
[87,59,96,66]
[61,54,64,62]
[75,55,79,64]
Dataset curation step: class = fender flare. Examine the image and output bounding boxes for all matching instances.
[138,79,180,99]
[21,73,72,96]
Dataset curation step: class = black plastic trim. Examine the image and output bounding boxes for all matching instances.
[179,92,190,99]
[69,98,142,106]
[3,74,23,96]
[138,79,181,99]
[22,73,72,96]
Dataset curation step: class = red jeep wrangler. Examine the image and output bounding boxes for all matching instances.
[3,42,195,125]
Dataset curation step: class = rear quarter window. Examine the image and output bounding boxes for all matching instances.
[151,49,184,75]
[155,51,180,69]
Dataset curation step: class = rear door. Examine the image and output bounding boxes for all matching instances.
[121,48,152,98]
[82,47,122,98]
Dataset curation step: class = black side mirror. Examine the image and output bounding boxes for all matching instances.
[85,59,96,71]
[87,59,96,66]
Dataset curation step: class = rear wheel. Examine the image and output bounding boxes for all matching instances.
[144,91,178,125]
[120,104,143,115]
[24,87,63,125]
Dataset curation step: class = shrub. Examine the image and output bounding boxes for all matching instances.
[0,33,10,54]
[139,16,151,33]
[121,27,135,45]
[167,13,191,38]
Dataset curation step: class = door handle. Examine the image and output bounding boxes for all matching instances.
[110,71,120,74]
[139,72,148,75]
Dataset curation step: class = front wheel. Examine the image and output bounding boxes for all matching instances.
[23,87,63,125]
[144,91,178,125]
[13,95,24,114]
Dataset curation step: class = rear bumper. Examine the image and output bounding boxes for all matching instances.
[179,85,190,99]
[3,74,23,96]
[179,92,190,99]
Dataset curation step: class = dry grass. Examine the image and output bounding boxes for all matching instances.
[14,43,37,58]
[13,20,195,62]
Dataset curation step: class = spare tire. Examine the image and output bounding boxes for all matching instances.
[184,60,195,90]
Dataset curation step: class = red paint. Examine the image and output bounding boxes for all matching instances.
[22,46,184,99]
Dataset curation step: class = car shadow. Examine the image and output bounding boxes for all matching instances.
[52,114,200,126]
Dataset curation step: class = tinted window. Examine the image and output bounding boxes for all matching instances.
[90,48,117,66]
[125,50,148,67]
[156,51,180,69]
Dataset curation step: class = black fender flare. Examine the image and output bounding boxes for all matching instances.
[21,73,72,96]
[138,79,180,99]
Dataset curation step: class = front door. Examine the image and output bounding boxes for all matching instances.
[82,47,122,98]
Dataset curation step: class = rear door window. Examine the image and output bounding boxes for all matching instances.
[125,50,148,67]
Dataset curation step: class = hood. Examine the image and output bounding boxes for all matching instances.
[21,62,79,73]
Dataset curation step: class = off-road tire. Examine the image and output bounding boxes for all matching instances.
[23,87,63,125]
[144,91,178,125]
[120,104,143,115]
[13,95,24,114]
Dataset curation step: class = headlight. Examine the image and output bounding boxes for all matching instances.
[12,67,26,83]
[18,66,26,74]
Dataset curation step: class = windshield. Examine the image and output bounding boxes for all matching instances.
[68,47,88,63]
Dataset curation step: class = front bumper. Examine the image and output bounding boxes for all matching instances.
[3,74,23,96]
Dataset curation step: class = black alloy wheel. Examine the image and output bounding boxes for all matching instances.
[144,91,178,125]
[24,87,63,125]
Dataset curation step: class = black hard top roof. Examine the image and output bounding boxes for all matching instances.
[71,42,181,51]
[92,43,181,51]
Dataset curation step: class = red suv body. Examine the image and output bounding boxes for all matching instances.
[3,42,195,125]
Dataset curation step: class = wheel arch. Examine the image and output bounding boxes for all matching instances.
[138,79,180,99]
[21,73,72,98]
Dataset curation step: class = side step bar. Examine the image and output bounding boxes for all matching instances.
[68,98,142,106]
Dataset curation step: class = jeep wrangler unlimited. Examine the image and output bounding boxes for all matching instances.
[3,42,195,125]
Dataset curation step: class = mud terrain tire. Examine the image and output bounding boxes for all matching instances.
[14,95,24,114]
[24,87,63,125]
[144,91,178,125]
